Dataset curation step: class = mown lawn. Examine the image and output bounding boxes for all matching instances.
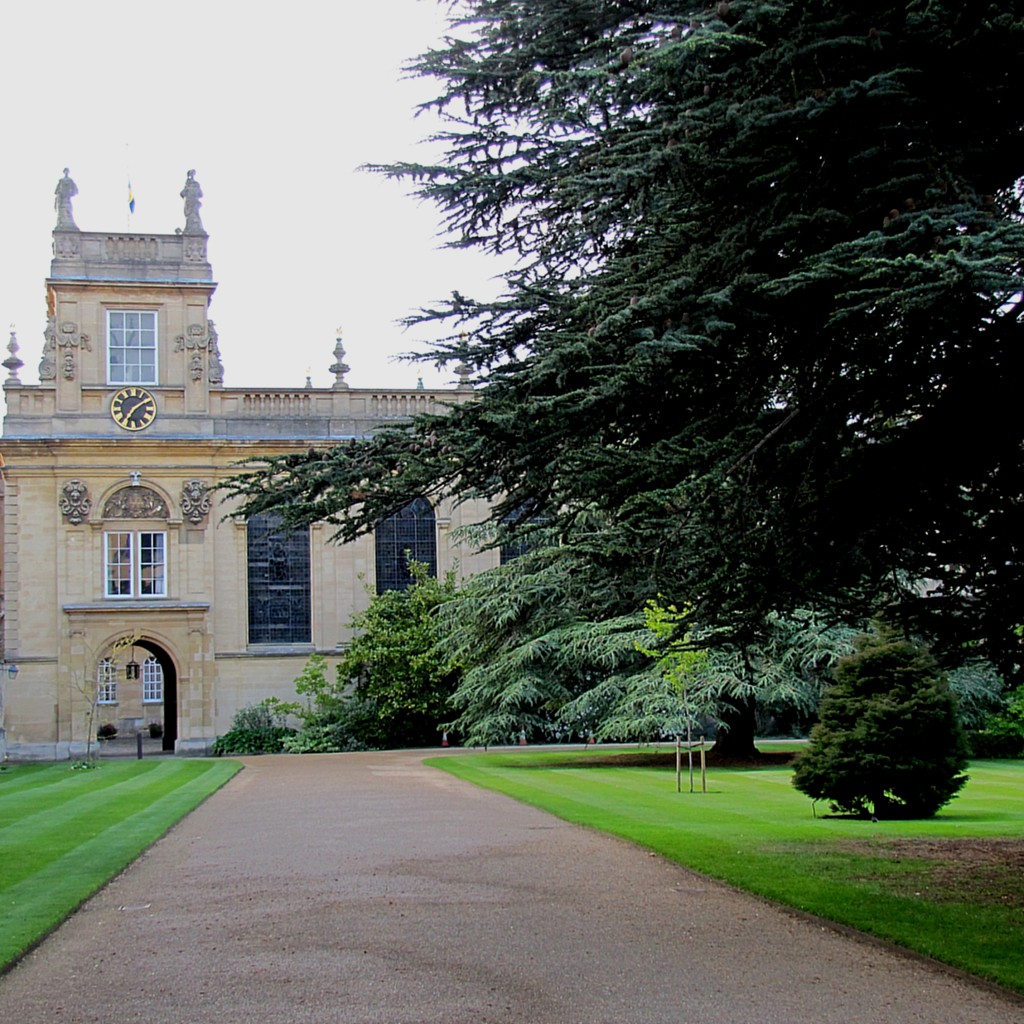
[428,748,1024,994]
[0,759,241,971]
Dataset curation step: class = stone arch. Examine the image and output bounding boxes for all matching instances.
[96,633,179,752]
[100,483,171,520]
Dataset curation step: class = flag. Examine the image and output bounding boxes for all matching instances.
[128,181,135,214]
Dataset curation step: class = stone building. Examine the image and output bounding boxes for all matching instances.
[0,170,494,760]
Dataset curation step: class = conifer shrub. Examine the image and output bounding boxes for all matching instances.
[792,625,968,818]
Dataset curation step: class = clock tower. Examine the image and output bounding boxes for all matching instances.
[36,168,218,438]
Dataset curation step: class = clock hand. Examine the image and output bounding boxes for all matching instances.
[133,395,156,414]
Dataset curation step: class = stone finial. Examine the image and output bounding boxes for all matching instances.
[3,328,24,386]
[38,316,57,381]
[455,331,474,390]
[181,169,206,235]
[54,168,79,231]
[330,329,350,390]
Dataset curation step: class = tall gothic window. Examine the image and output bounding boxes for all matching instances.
[375,497,436,593]
[247,513,311,644]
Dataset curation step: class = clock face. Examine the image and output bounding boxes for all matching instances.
[110,387,158,431]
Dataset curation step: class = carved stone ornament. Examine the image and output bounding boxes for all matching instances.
[183,236,208,261]
[208,320,224,384]
[180,480,211,524]
[38,316,57,381]
[102,486,169,519]
[190,352,204,381]
[58,321,91,352]
[59,480,92,525]
[53,233,80,258]
[175,323,209,353]
[50,321,91,382]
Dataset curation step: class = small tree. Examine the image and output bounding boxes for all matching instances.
[632,599,712,740]
[338,560,459,749]
[71,669,104,765]
[792,624,969,819]
[275,654,370,754]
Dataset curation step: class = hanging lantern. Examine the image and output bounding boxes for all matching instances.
[125,646,140,680]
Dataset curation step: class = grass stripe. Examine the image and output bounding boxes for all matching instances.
[0,759,241,971]
[429,751,1024,994]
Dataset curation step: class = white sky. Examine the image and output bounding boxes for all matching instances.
[0,0,503,399]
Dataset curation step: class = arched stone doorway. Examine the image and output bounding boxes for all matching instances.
[135,639,178,752]
[94,636,179,753]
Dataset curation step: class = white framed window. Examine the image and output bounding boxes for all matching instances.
[142,657,164,703]
[108,310,157,384]
[138,532,166,596]
[104,531,166,598]
[97,658,117,704]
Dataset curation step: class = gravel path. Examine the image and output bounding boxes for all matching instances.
[1,750,1020,1023]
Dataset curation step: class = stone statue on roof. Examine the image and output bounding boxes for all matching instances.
[181,169,205,235]
[54,168,79,230]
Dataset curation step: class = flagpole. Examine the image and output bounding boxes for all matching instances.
[125,142,134,231]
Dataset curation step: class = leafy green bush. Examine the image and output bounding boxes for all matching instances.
[966,689,1024,758]
[966,730,1024,759]
[282,720,368,754]
[212,702,294,756]
[272,654,363,754]
[792,624,969,819]
[338,561,459,749]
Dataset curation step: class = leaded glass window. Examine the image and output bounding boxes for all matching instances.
[247,514,311,644]
[375,497,436,593]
